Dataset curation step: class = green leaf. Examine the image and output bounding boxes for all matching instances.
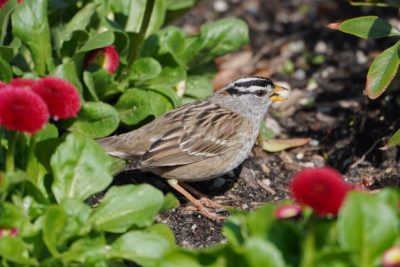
[165,0,196,10]
[42,205,67,255]
[90,184,164,232]
[387,128,400,147]
[51,61,83,95]
[365,41,400,99]
[0,57,13,82]
[69,102,120,138]
[147,65,187,87]
[185,75,213,99]
[243,237,286,267]
[60,3,96,40]
[50,133,113,203]
[12,0,52,75]
[59,234,108,264]
[116,88,173,125]
[61,198,92,235]
[0,237,38,265]
[87,69,122,101]
[110,231,170,265]
[330,16,400,39]
[78,31,115,52]
[130,57,162,81]
[337,191,398,265]
[190,18,249,66]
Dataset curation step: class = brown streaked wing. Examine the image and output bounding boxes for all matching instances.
[137,103,248,167]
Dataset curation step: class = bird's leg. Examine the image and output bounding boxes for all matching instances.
[167,179,226,221]
[178,181,225,210]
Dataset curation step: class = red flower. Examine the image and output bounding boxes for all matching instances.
[85,45,119,73]
[289,167,351,216]
[274,204,302,219]
[0,227,18,237]
[382,246,400,267]
[0,0,23,8]
[32,77,81,120]
[0,86,49,134]
[10,78,38,89]
[0,81,6,88]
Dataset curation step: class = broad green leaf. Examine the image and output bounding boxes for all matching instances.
[0,38,21,62]
[110,231,170,265]
[12,0,52,75]
[124,0,146,33]
[158,250,205,267]
[90,184,164,232]
[147,65,187,87]
[42,205,67,255]
[0,237,38,265]
[365,41,400,99]
[78,31,115,52]
[59,234,108,264]
[130,57,162,81]
[330,16,400,38]
[83,71,99,101]
[190,18,249,66]
[349,0,400,7]
[61,198,92,235]
[185,75,213,99]
[50,133,113,203]
[165,0,196,10]
[243,237,286,267]
[51,61,83,95]
[149,86,181,107]
[59,30,89,58]
[116,88,173,125]
[89,69,123,101]
[0,0,19,43]
[387,128,400,147]
[338,191,398,265]
[33,123,58,143]
[0,57,12,82]
[69,102,120,138]
[61,3,96,39]
[157,27,188,67]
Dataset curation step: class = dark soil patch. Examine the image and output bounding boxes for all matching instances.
[113,0,400,248]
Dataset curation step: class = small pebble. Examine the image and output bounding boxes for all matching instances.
[310,139,319,146]
[314,41,327,53]
[293,69,306,80]
[191,224,197,231]
[242,204,249,210]
[296,152,304,160]
[213,0,228,12]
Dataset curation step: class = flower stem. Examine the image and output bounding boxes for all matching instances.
[5,131,18,173]
[123,0,155,79]
[300,218,316,267]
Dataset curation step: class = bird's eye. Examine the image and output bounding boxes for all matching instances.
[255,90,267,97]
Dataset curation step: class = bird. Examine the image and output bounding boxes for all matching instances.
[98,76,290,220]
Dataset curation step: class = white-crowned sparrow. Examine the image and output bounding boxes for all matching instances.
[98,76,289,220]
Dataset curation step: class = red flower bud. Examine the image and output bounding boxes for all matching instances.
[32,77,81,120]
[289,167,351,216]
[0,227,18,237]
[85,45,119,73]
[0,81,6,88]
[10,78,38,89]
[382,246,400,267]
[0,86,49,134]
[274,204,302,219]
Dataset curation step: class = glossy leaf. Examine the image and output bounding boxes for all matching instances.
[0,237,38,265]
[116,88,173,125]
[42,205,67,255]
[190,18,249,65]
[338,191,398,265]
[51,61,83,95]
[12,0,52,75]
[50,133,113,203]
[365,41,400,99]
[78,31,114,52]
[110,231,170,265]
[185,75,214,99]
[387,128,400,147]
[329,16,400,39]
[130,57,162,81]
[69,102,120,138]
[243,237,286,267]
[90,184,164,232]
[0,57,12,82]
[59,234,108,264]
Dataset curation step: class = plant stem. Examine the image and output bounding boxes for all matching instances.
[5,131,18,173]
[125,0,155,74]
[300,218,316,267]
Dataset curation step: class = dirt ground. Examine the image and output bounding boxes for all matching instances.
[116,0,400,248]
